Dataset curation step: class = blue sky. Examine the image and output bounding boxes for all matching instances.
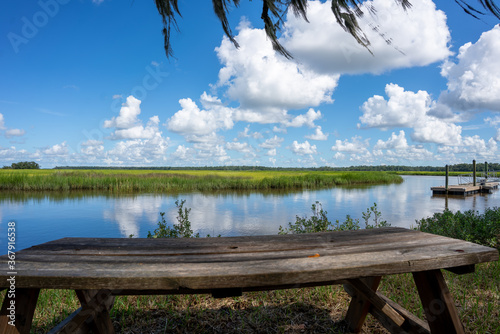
[1,0,499,168]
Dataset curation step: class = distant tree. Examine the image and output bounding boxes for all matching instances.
[154,0,500,58]
[10,161,40,169]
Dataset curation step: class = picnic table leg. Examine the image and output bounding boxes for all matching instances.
[412,269,464,334]
[47,289,115,334]
[0,288,40,334]
[344,276,382,332]
[75,289,115,334]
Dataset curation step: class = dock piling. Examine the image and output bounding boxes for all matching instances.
[445,165,449,195]
[432,160,498,196]
[473,160,476,186]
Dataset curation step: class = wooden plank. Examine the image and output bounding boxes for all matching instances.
[344,276,382,332]
[0,288,40,334]
[444,264,475,275]
[412,270,464,334]
[109,279,349,296]
[47,308,91,334]
[0,228,497,291]
[7,234,463,263]
[375,292,430,334]
[348,278,405,328]
[2,229,494,269]
[2,239,496,291]
[7,235,467,265]
[345,284,430,334]
[14,227,418,255]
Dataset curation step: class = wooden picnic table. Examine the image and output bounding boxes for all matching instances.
[0,227,498,334]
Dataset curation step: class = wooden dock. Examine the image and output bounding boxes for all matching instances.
[431,182,499,196]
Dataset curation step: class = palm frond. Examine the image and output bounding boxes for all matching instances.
[330,0,370,51]
[455,0,500,19]
[480,0,500,18]
[154,0,500,59]
[261,0,293,59]
[289,0,309,22]
[155,0,181,57]
[212,0,240,49]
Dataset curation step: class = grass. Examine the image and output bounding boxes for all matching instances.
[3,260,497,333]
[0,169,402,192]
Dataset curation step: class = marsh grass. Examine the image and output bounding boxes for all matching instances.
[0,170,402,192]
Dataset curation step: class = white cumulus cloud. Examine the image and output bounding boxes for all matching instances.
[305,126,328,141]
[80,140,104,157]
[0,113,26,138]
[104,96,164,140]
[359,83,464,145]
[281,0,451,75]
[359,84,431,129]
[226,141,253,154]
[440,25,500,112]
[43,142,69,156]
[259,135,284,149]
[104,96,142,129]
[331,136,370,154]
[290,141,317,155]
[167,93,234,137]
[374,131,408,150]
[283,109,322,128]
[105,133,169,164]
[5,129,26,138]
[215,21,338,123]
[437,136,498,161]
[411,119,462,145]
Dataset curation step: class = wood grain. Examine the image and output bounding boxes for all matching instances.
[413,270,465,334]
[0,228,497,291]
[0,288,39,334]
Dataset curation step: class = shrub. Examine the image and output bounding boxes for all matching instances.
[362,203,390,229]
[147,200,199,238]
[279,202,389,234]
[416,207,500,249]
[9,161,40,169]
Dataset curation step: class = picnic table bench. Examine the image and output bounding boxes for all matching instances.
[0,227,498,334]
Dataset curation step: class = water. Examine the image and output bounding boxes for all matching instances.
[1,175,498,250]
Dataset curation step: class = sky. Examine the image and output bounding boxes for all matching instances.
[1,0,500,168]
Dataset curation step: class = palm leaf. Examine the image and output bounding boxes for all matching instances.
[154,0,181,57]
[154,0,500,59]
[212,0,240,48]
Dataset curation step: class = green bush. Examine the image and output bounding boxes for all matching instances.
[416,207,500,249]
[278,202,390,234]
[4,161,40,169]
[362,203,390,229]
[147,200,199,238]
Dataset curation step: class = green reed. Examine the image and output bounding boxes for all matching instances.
[0,170,402,192]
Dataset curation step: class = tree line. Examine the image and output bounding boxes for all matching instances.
[2,161,40,169]
[53,163,499,172]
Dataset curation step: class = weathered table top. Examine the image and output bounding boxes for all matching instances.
[1,227,498,291]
